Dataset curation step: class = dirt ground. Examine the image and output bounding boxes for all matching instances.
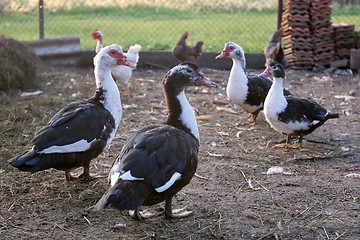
[0,63,359,240]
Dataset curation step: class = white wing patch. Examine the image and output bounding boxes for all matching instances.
[112,170,182,193]
[38,139,96,154]
[311,120,320,125]
[155,172,182,193]
[119,170,144,182]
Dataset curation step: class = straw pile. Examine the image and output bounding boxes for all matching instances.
[0,36,41,92]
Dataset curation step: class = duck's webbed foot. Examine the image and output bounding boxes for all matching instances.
[65,165,95,182]
[274,136,301,149]
[129,209,163,220]
[164,198,193,218]
[65,171,78,181]
[239,111,259,124]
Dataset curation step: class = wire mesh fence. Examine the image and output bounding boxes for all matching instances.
[1,0,359,53]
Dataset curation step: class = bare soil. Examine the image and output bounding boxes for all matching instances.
[0,64,359,240]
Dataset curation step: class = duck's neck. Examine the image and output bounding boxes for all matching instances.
[269,77,285,97]
[264,76,287,114]
[94,64,122,127]
[227,56,248,100]
[229,56,247,81]
[165,89,199,141]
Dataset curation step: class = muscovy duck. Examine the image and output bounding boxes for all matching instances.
[260,62,339,148]
[91,29,141,93]
[264,27,288,68]
[172,32,203,63]
[95,62,217,219]
[216,42,292,123]
[9,44,134,181]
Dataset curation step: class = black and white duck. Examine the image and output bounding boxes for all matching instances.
[9,44,133,180]
[95,62,217,219]
[216,42,291,124]
[260,62,339,148]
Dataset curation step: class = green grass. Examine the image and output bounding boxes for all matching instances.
[331,8,360,27]
[1,6,359,53]
[0,7,279,53]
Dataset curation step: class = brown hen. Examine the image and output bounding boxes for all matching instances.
[172,32,203,63]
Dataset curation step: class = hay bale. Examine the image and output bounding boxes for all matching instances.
[0,36,41,92]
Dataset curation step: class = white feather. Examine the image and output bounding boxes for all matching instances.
[110,171,121,187]
[155,172,182,193]
[311,120,320,125]
[119,170,144,182]
[39,139,95,154]
[177,90,199,140]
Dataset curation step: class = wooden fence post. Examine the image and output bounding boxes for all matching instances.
[277,0,283,29]
[39,0,44,39]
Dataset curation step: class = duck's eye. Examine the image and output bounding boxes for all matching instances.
[186,69,192,73]
[111,51,116,55]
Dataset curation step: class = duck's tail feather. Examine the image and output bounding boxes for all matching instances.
[326,113,339,120]
[95,181,152,211]
[8,150,41,173]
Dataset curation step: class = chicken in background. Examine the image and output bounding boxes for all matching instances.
[91,29,103,53]
[172,32,203,63]
[264,27,288,68]
[110,44,141,89]
[91,29,141,95]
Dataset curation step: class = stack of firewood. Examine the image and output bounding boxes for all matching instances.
[282,0,314,69]
[310,0,334,66]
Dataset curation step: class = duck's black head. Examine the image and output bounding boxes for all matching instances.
[163,62,217,93]
[260,62,285,79]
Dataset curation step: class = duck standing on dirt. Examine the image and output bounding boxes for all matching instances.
[216,42,291,124]
[95,62,217,219]
[260,62,339,148]
[9,44,134,181]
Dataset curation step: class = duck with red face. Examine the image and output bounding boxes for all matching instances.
[9,44,133,181]
[216,42,291,124]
